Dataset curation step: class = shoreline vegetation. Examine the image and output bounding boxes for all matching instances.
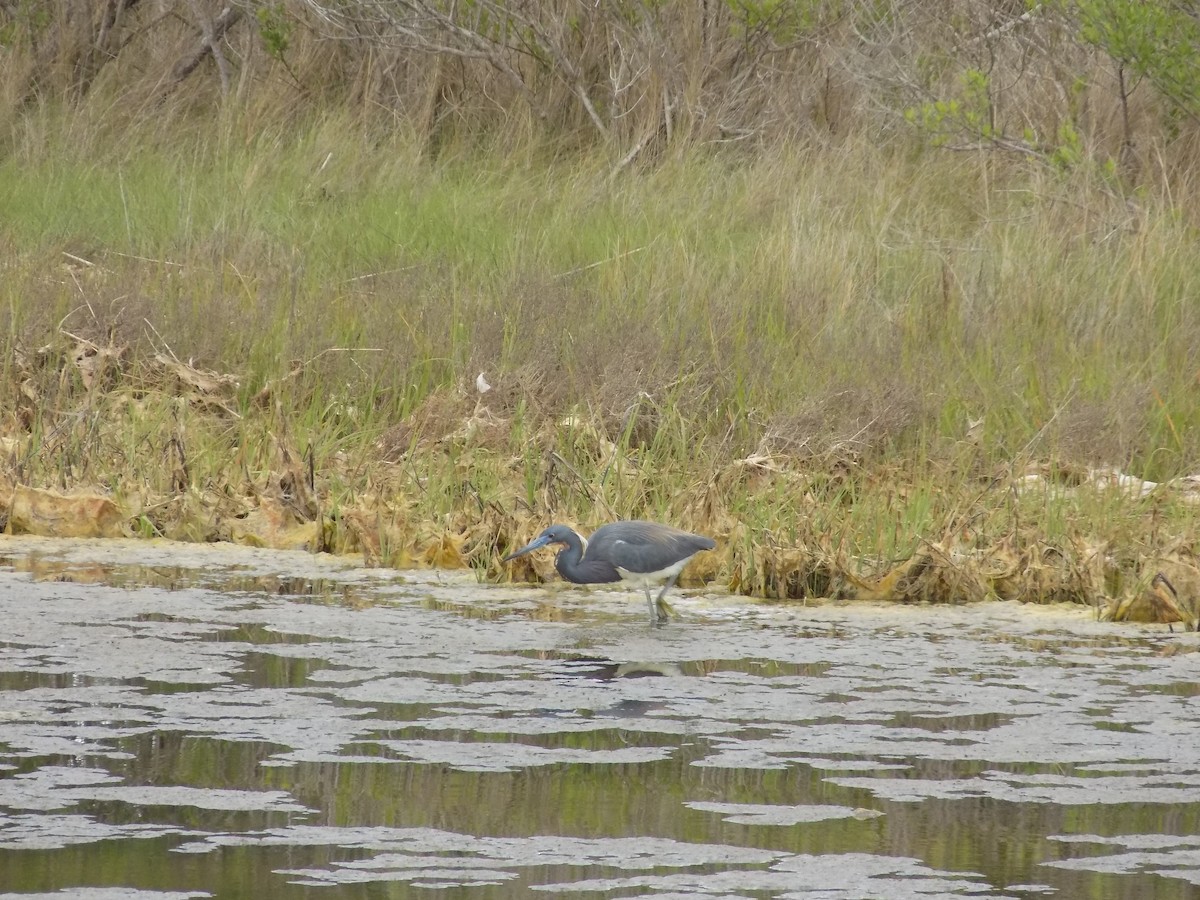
[2,1,1200,626]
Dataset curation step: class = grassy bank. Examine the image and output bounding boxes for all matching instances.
[2,109,1199,623]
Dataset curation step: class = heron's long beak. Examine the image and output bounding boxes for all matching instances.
[501,533,554,562]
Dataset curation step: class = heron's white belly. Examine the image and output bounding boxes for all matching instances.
[616,557,689,587]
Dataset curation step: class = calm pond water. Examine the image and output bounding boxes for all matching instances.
[1,536,1199,899]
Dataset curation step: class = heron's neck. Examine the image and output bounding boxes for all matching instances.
[554,533,620,584]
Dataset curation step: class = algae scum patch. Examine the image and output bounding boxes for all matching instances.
[1,538,1200,898]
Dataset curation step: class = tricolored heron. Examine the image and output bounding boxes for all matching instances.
[501,520,715,624]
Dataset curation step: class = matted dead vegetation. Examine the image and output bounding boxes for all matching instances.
[4,328,1200,630]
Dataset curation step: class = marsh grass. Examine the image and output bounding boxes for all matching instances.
[2,107,1199,620]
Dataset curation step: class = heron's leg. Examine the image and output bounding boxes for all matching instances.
[653,574,681,624]
[644,588,659,624]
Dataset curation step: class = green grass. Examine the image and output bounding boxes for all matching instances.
[1,114,1192,449]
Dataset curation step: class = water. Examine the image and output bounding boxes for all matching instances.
[1,536,1199,898]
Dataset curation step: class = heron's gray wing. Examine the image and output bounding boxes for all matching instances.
[591,521,714,575]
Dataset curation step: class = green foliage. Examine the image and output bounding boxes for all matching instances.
[1049,121,1084,169]
[255,3,293,61]
[908,67,1098,170]
[904,68,994,146]
[1072,0,1200,117]
[723,0,843,43]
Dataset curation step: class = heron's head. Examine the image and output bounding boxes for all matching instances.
[501,525,576,562]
